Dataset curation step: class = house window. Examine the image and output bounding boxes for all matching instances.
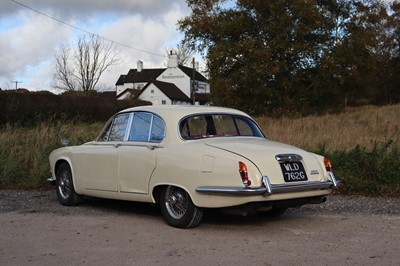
[151,90,154,94]
[162,100,166,105]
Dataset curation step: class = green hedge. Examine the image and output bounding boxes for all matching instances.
[316,140,400,196]
[0,90,150,126]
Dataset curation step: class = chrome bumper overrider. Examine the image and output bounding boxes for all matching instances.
[47,177,56,185]
[196,173,341,196]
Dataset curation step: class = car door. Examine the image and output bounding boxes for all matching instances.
[75,113,130,192]
[118,112,165,194]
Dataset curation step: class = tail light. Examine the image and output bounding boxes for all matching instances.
[324,157,340,187]
[324,157,333,172]
[239,161,251,187]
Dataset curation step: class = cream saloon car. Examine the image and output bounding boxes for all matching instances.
[49,105,339,228]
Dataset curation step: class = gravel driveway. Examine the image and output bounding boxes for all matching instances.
[1,190,399,265]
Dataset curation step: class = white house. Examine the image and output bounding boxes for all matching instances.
[115,53,211,105]
[136,80,191,106]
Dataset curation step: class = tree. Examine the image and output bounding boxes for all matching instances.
[52,35,119,93]
[179,0,335,114]
[317,0,390,107]
[373,0,400,104]
[179,0,395,115]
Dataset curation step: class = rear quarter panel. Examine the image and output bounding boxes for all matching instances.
[149,141,263,207]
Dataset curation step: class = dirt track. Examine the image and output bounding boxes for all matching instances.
[0,190,399,265]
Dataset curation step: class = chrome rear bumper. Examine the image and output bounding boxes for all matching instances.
[47,177,56,186]
[196,172,340,196]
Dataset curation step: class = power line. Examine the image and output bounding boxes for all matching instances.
[10,0,165,57]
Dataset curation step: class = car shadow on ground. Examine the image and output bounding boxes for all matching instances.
[76,196,300,227]
[79,196,161,217]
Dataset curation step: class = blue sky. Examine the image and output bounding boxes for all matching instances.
[0,0,194,92]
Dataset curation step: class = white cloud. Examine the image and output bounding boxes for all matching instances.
[1,0,187,20]
[92,2,189,90]
[0,0,189,91]
[0,10,71,90]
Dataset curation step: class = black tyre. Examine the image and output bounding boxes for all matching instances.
[56,162,82,206]
[160,186,204,229]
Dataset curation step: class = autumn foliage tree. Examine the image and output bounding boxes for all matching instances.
[179,0,400,115]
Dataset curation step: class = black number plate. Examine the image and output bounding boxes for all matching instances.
[280,162,308,182]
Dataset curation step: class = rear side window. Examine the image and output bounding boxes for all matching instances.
[150,116,165,141]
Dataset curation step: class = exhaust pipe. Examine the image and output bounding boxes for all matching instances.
[309,196,327,205]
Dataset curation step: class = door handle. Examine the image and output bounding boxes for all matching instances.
[147,145,162,150]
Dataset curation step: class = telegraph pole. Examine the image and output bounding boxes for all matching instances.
[11,80,22,90]
[191,57,196,105]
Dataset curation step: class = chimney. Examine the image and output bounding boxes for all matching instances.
[168,51,178,68]
[137,60,143,72]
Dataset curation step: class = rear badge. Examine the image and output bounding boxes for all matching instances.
[310,170,319,175]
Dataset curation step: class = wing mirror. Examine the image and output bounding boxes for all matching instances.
[60,138,69,146]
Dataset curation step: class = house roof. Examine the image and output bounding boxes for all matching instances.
[115,74,126,86]
[116,65,208,86]
[117,88,142,100]
[179,65,208,82]
[139,80,191,102]
[116,69,165,85]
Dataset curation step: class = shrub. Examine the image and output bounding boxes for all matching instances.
[0,90,150,126]
[316,140,400,196]
[0,122,102,189]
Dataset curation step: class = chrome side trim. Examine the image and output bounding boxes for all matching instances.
[196,178,338,196]
[195,186,269,196]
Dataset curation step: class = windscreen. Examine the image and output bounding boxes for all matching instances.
[179,114,264,140]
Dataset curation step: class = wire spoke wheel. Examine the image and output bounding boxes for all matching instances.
[56,162,82,206]
[165,186,189,219]
[58,170,73,200]
[160,186,204,229]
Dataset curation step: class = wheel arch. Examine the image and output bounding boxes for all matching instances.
[54,158,80,193]
[55,158,73,176]
[152,184,194,205]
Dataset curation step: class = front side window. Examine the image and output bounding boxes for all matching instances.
[108,113,130,141]
[180,114,264,140]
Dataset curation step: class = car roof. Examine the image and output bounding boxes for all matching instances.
[114,105,257,144]
[118,105,250,118]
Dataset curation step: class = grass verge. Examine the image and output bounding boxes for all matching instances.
[0,121,102,189]
[1,104,399,196]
